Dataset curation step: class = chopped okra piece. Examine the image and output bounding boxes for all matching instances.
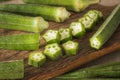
[69,22,86,38]
[62,41,79,56]
[79,16,95,31]
[44,43,62,60]
[28,52,46,67]
[59,28,72,43]
[92,10,103,20]
[43,30,60,44]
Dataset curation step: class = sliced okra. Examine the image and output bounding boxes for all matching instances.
[62,41,79,56]
[44,43,62,60]
[69,22,86,38]
[92,10,103,20]
[28,52,46,67]
[59,28,72,43]
[79,16,95,31]
[43,30,60,44]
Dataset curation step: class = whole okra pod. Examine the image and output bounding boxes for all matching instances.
[0,12,48,32]
[23,0,100,12]
[0,4,71,22]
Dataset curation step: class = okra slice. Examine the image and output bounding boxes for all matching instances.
[28,52,46,67]
[59,28,72,43]
[79,16,95,31]
[0,4,70,22]
[0,12,48,32]
[0,60,24,79]
[43,30,60,44]
[23,0,100,12]
[69,22,86,38]
[90,4,120,50]
[92,10,103,20]
[62,41,79,56]
[44,43,62,60]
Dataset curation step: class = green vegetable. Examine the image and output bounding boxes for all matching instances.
[54,78,120,80]
[90,4,120,49]
[0,33,40,50]
[59,28,72,43]
[23,0,100,12]
[44,43,62,60]
[62,41,79,56]
[69,22,86,38]
[92,10,103,20]
[0,12,48,32]
[55,62,120,80]
[28,52,46,67]
[43,30,60,44]
[0,4,70,22]
[0,60,24,79]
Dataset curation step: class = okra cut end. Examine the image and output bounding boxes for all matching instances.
[70,22,86,38]
[62,41,79,56]
[59,28,72,43]
[44,43,62,60]
[28,52,46,67]
[56,7,71,22]
[43,30,60,44]
[90,37,102,50]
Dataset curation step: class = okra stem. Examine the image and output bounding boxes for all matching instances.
[23,0,100,12]
[0,4,70,22]
[0,12,48,32]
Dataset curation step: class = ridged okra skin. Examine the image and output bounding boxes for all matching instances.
[44,43,62,60]
[90,4,120,50]
[59,28,72,43]
[62,41,79,56]
[0,33,40,50]
[0,4,70,22]
[0,60,24,79]
[69,22,86,38]
[28,52,46,67]
[55,62,120,80]
[0,12,48,32]
[23,0,100,12]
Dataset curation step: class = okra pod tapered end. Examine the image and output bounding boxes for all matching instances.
[69,22,86,38]
[44,43,62,60]
[62,41,79,56]
[28,52,46,67]
[59,28,72,43]
[43,30,60,44]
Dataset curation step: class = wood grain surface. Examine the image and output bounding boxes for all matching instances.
[0,0,120,80]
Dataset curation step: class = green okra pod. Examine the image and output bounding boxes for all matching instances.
[0,4,70,22]
[44,43,62,60]
[23,0,100,12]
[0,33,40,50]
[0,12,48,32]
[69,22,86,38]
[62,41,79,56]
[43,30,60,44]
[59,28,72,43]
[0,60,24,79]
[28,52,46,67]
[90,4,120,50]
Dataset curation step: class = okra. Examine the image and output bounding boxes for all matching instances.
[62,41,79,56]
[0,4,70,22]
[43,30,60,44]
[0,60,24,79]
[23,0,100,12]
[55,62,120,79]
[0,33,40,50]
[28,52,46,67]
[92,10,103,20]
[90,4,120,49]
[79,16,95,30]
[69,22,86,38]
[44,43,62,60]
[59,28,72,43]
[0,12,48,32]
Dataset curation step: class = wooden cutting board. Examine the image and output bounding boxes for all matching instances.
[0,1,120,80]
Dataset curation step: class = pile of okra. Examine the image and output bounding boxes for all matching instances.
[0,0,120,79]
